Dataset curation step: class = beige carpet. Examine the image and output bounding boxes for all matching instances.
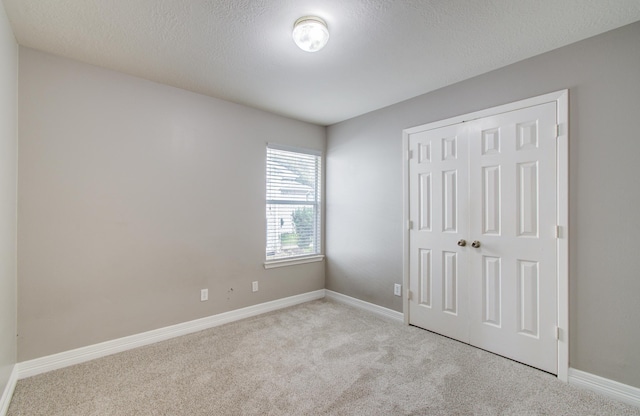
[7,299,640,415]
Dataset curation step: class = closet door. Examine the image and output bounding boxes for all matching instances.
[467,102,558,374]
[408,123,469,342]
[407,101,559,374]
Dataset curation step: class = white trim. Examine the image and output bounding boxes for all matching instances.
[568,368,640,408]
[325,290,404,322]
[555,90,569,382]
[0,365,18,416]
[266,142,323,156]
[17,290,325,379]
[264,255,325,269]
[404,90,569,134]
[402,90,569,380]
[402,130,411,326]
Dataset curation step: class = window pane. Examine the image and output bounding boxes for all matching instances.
[266,146,321,261]
[267,149,319,203]
[266,203,319,259]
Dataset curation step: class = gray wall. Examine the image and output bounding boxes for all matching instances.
[18,48,325,361]
[0,0,17,397]
[326,22,640,388]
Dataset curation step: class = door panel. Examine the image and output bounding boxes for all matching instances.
[418,249,432,307]
[442,251,458,314]
[418,173,431,231]
[482,255,501,327]
[468,102,557,374]
[482,165,501,235]
[409,124,469,342]
[517,259,540,337]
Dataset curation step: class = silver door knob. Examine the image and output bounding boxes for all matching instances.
[471,240,481,248]
[457,239,467,247]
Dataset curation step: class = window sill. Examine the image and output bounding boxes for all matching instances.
[264,255,325,269]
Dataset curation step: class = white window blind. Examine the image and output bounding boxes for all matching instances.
[266,144,321,261]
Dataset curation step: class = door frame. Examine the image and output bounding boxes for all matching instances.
[402,90,569,381]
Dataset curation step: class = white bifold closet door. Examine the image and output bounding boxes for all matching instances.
[408,101,558,374]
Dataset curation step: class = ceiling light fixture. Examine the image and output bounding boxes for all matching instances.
[292,16,329,52]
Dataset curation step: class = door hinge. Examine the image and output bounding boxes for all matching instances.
[407,149,414,160]
[555,225,561,239]
[555,326,561,340]
[407,220,414,230]
[554,124,560,138]
[407,290,412,301]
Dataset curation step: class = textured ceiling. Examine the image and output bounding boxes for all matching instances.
[3,0,640,125]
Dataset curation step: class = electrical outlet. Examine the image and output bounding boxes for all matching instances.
[200,288,208,301]
[394,284,402,297]
[252,281,259,292]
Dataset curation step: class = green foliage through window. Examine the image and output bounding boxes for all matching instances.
[292,207,314,248]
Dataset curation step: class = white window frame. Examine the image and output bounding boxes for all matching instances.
[264,143,324,269]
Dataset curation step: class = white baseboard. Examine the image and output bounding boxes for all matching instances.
[18,289,326,379]
[568,368,640,408]
[10,294,640,411]
[0,365,18,416]
[324,290,404,322]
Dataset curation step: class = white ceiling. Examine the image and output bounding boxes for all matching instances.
[4,0,640,126]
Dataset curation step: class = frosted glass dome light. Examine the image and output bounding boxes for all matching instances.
[292,16,329,52]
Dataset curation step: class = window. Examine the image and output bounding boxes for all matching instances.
[266,144,322,264]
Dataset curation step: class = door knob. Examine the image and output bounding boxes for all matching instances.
[457,239,467,247]
[471,240,481,248]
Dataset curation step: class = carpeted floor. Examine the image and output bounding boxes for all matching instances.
[7,299,640,415]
